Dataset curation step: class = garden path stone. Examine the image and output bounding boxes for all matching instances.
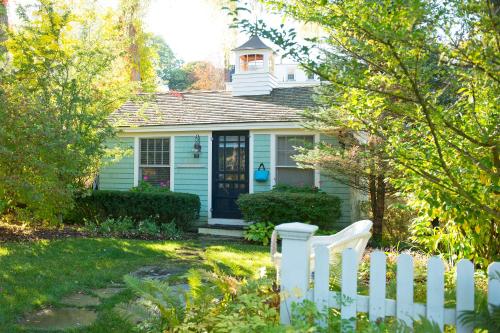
[20,307,97,331]
[92,287,125,299]
[60,293,101,307]
[132,265,187,280]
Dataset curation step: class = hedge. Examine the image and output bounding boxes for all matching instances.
[68,190,200,230]
[237,191,341,230]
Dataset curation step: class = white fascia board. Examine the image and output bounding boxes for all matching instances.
[116,121,302,135]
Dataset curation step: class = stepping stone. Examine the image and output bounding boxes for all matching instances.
[92,287,125,299]
[20,307,97,331]
[132,265,187,281]
[60,293,101,307]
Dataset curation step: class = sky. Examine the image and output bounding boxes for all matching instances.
[8,0,305,66]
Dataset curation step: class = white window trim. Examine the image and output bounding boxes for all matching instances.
[136,136,172,190]
[272,133,319,187]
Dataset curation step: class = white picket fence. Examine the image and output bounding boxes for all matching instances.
[276,222,500,332]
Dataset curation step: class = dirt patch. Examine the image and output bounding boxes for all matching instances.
[0,223,89,243]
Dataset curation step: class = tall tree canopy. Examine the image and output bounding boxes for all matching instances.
[0,0,135,222]
[231,0,499,265]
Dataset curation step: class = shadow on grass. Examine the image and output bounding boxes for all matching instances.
[0,238,182,330]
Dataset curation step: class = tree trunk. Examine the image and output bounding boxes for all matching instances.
[369,174,386,239]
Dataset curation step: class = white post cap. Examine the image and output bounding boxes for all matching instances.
[275,222,318,240]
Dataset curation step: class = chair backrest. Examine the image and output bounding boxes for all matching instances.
[271,220,373,263]
[312,220,372,262]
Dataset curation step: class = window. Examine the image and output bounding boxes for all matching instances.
[276,135,315,187]
[307,73,315,80]
[287,72,295,81]
[240,54,264,71]
[140,138,170,188]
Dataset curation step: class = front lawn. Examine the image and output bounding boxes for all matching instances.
[0,237,271,332]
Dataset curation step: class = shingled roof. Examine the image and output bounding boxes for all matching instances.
[109,87,317,128]
[233,35,272,51]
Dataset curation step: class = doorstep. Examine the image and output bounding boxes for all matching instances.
[198,224,247,238]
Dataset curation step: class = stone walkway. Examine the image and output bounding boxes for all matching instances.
[19,265,189,331]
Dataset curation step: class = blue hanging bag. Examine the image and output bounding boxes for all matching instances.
[254,163,269,182]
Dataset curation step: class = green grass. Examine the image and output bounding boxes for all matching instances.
[0,237,271,332]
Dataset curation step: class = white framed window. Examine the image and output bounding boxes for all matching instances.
[139,138,170,188]
[287,71,295,81]
[307,72,315,80]
[276,135,314,186]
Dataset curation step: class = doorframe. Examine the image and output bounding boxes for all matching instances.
[210,130,250,219]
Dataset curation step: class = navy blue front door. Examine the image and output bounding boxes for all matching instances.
[212,131,249,219]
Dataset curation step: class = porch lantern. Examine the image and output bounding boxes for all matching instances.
[193,134,202,158]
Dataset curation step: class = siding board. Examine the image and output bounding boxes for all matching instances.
[99,138,134,191]
[253,134,271,193]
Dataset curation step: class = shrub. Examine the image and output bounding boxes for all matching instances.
[244,221,275,245]
[84,217,183,240]
[70,190,200,230]
[237,191,341,230]
[271,184,322,193]
[130,180,170,193]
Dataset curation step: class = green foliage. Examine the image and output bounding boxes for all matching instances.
[237,191,341,230]
[84,216,182,240]
[229,0,499,266]
[271,184,321,193]
[70,190,200,230]
[244,221,275,245]
[124,267,280,332]
[150,35,193,91]
[0,0,135,223]
[130,180,170,193]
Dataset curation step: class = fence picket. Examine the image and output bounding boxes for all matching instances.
[314,245,330,322]
[369,251,386,322]
[427,257,445,331]
[456,259,474,333]
[341,248,358,332]
[396,254,414,327]
[488,262,500,312]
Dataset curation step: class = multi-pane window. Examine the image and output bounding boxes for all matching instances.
[240,54,264,71]
[140,138,170,188]
[276,135,315,187]
[287,72,295,81]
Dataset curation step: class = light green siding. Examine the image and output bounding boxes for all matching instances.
[253,134,272,192]
[174,135,209,221]
[99,137,134,191]
[319,134,353,226]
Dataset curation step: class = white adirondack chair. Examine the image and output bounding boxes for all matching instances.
[270,220,373,272]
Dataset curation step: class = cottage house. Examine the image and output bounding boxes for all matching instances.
[99,35,361,236]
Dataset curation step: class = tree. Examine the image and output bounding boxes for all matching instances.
[183,61,225,90]
[231,0,499,265]
[119,0,157,91]
[150,36,193,91]
[0,0,7,56]
[0,0,133,222]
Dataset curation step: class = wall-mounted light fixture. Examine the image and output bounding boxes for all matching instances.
[193,134,202,158]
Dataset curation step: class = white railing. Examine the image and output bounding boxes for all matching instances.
[276,222,500,332]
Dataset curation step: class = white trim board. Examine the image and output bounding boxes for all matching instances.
[207,132,213,219]
[117,121,302,134]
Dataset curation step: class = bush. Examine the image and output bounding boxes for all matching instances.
[84,216,183,240]
[130,180,170,193]
[69,190,200,230]
[237,191,341,230]
[244,221,275,245]
[271,184,322,193]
